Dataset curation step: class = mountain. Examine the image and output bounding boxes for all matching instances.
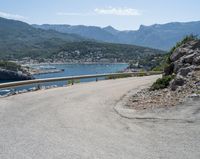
[0,17,85,59]
[33,21,200,50]
[0,17,165,64]
[32,24,118,43]
[130,22,200,50]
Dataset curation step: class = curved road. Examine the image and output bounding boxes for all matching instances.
[0,75,200,159]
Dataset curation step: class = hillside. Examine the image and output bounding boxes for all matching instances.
[50,41,165,64]
[0,17,85,59]
[33,21,200,50]
[0,17,165,64]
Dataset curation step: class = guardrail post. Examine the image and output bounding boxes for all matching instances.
[37,84,41,90]
[11,88,16,95]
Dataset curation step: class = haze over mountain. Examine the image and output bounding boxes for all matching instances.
[33,21,200,50]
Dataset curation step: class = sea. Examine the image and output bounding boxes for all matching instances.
[0,63,128,96]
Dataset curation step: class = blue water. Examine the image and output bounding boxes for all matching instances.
[34,63,128,79]
[0,63,128,96]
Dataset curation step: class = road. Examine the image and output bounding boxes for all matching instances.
[0,75,200,159]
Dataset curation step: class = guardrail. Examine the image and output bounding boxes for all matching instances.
[0,71,162,89]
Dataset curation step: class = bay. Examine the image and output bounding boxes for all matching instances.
[0,63,128,96]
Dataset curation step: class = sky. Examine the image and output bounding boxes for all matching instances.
[0,0,200,30]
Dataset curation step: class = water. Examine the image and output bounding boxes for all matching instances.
[0,63,128,96]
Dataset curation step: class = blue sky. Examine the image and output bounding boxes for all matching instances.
[0,0,200,30]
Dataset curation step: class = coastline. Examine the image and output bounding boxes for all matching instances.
[23,62,129,75]
[22,62,128,67]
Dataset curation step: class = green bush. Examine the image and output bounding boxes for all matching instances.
[67,79,80,85]
[0,60,22,71]
[106,74,132,79]
[150,75,174,91]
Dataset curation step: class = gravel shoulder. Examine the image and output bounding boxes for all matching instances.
[0,75,200,159]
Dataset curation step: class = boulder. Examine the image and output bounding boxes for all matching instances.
[173,60,183,73]
[193,55,200,65]
[177,66,194,77]
[170,47,190,62]
[189,40,200,50]
[170,76,186,91]
[182,53,196,64]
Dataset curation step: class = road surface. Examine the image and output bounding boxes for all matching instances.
[0,75,200,159]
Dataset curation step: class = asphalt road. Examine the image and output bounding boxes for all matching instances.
[0,75,199,159]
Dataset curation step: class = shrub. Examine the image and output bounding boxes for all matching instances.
[67,79,80,85]
[106,74,132,79]
[168,34,198,61]
[0,60,22,71]
[150,75,174,91]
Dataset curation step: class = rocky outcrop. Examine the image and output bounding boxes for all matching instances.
[0,68,33,81]
[127,39,200,110]
[168,40,200,90]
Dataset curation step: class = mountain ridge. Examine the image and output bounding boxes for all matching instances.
[0,17,165,65]
[33,21,200,50]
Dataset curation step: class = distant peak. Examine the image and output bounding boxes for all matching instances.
[139,24,147,30]
[103,26,118,34]
[103,25,115,29]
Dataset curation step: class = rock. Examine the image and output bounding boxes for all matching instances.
[170,48,190,62]
[189,40,200,50]
[193,55,200,65]
[128,39,200,110]
[170,76,186,91]
[182,53,196,64]
[0,68,33,81]
[173,61,181,73]
[187,93,200,99]
[177,66,194,77]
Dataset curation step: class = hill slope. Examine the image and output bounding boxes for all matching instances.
[0,17,85,59]
[33,21,200,50]
[0,17,165,64]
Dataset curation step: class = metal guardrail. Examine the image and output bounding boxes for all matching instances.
[0,71,162,89]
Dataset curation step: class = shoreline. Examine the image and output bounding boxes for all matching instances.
[21,62,128,67]
[23,62,129,75]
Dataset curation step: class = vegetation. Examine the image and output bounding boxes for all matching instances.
[150,75,174,91]
[128,54,167,70]
[106,74,133,80]
[67,79,80,85]
[53,41,165,63]
[0,60,22,71]
[0,17,165,62]
[106,71,162,80]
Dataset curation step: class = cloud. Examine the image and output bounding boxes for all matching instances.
[57,7,141,17]
[0,11,27,20]
[94,7,141,16]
